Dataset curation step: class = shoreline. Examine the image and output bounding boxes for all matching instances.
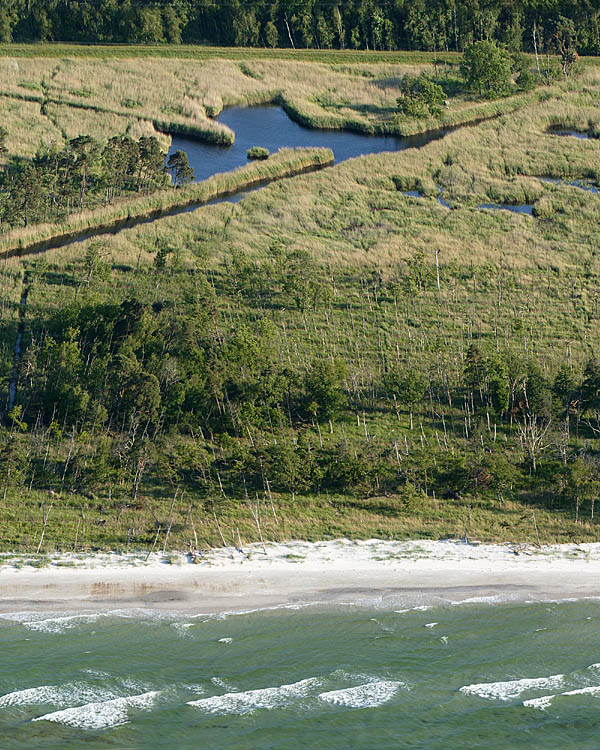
[1,539,600,615]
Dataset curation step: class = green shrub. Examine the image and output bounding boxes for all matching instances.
[247,146,270,160]
[18,81,42,91]
[69,88,93,98]
[461,40,512,98]
[397,74,445,118]
[516,69,537,92]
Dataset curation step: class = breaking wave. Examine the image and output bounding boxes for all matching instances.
[318,680,402,708]
[459,674,565,701]
[187,677,320,715]
[32,691,161,730]
[0,682,116,708]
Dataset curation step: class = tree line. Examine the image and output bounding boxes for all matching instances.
[1,1,599,55]
[0,134,193,229]
[11,278,600,447]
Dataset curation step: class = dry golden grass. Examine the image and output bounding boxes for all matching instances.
[0,54,464,158]
[37,72,595,281]
[0,96,62,163]
[44,102,171,149]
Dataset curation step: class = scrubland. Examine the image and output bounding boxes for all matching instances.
[1,55,600,554]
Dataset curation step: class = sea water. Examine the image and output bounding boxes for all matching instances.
[1,598,600,748]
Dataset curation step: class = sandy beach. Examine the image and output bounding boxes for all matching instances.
[1,539,600,615]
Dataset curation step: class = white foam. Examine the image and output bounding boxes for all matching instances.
[1,612,102,634]
[192,601,322,621]
[460,674,565,701]
[562,686,600,697]
[185,684,206,695]
[523,685,600,710]
[425,622,438,628]
[218,637,233,644]
[170,622,194,635]
[32,691,160,730]
[0,683,116,708]
[187,678,320,715]
[452,595,506,606]
[210,677,237,692]
[318,681,402,709]
[523,694,555,710]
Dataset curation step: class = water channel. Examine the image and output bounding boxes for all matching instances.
[169,107,598,213]
[4,106,457,258]
[5,106,598,258]
[167,104,449,187]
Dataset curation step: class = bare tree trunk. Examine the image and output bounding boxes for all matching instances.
[212,508,227,547]
[145,524,162,562]
[284,15,295,49]
[249,493,267,553]
[533,21,541,78]
[36,501,54,554]
[532,511,541,547]
[162,488,179,554]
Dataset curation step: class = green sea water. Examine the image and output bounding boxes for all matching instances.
[2,597,600,749]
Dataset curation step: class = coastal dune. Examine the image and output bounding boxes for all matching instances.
[1,539,600,614]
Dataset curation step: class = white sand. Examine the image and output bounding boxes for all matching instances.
[1,538,600,613]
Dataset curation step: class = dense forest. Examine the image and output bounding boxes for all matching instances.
[0,0,598,55]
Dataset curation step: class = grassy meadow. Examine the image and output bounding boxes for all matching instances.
[1,50,600,554]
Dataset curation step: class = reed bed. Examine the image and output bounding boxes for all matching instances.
[72,76,599,278]
[0,147,333,257]
[0,96,62,162]
[0,53,539,159]
[43,102,172,149]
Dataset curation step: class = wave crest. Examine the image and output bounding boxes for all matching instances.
[318,680,402,708]
[32,691,161,730]
[187,677,319,715]
[460,674,565,701]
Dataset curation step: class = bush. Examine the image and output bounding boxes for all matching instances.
[516,69,537,91]
[69,88,93,98]
[18,81,42,91]
[397,74,446,118]
[247,146,270,160]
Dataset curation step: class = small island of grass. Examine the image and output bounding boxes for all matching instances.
[247,146,270,160]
